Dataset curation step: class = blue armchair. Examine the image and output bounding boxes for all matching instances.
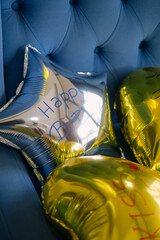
[1,0,160,239]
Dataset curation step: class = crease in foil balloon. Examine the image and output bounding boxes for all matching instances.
[42,155,160,240]
[0,45,120,181]
[115,67,160,170]
[1,46,159,240]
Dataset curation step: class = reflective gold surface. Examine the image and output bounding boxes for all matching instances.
[116,67,160,170]
[41,134,85,166]
[42,155,160,240]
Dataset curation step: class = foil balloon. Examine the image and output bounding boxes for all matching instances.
[0,45,120,180]
[42,155,160,240]
[115,67,160,170]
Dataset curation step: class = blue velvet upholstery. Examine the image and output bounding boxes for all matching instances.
[0,1,5,107]
[1,0,160,239]
[0,144,60,240]
[2,0,160,102]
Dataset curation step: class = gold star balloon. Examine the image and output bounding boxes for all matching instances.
[0,45,120,180]
[116,67,160,170]
[42,155,160,240]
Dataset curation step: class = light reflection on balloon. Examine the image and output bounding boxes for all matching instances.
[0,45,120,180]
[0,46,160,240]
[42,155,160,240]
[77,91,103,146]
[115,67,160,170]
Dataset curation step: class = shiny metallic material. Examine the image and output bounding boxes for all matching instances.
[41,134,85,166]
[0,45,118,180]
[116,67,160,170]
[86,88,117,153]
[42,155,160,240]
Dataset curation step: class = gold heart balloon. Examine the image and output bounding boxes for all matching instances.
[0,45,120,180]
[42,155,160,240]
[1,46,159,240]
[115,67,160,170]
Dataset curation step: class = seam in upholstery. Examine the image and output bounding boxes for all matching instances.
[75,4,99,44]
[51,8,73,55]
[101,4,122,47]
[126,1,144,39]
[147,21,160,41]
[100,52,119,83]
[142,48,158,66]
[20,11,47,55]
[52,4,99,55]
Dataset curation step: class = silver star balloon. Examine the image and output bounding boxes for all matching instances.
[0,45,119,181]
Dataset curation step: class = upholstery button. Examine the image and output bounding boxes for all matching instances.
[11,1,20,11]
[139,41,146,49]
[95,47,101,54]
[70,0,75,5]
[47,54,53,60]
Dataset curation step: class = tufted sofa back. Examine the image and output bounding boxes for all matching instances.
[1,0,160,160]
[2,0,160,107]
[1,1,160,239]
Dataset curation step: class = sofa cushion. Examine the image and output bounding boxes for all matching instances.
[0,143,60,240]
